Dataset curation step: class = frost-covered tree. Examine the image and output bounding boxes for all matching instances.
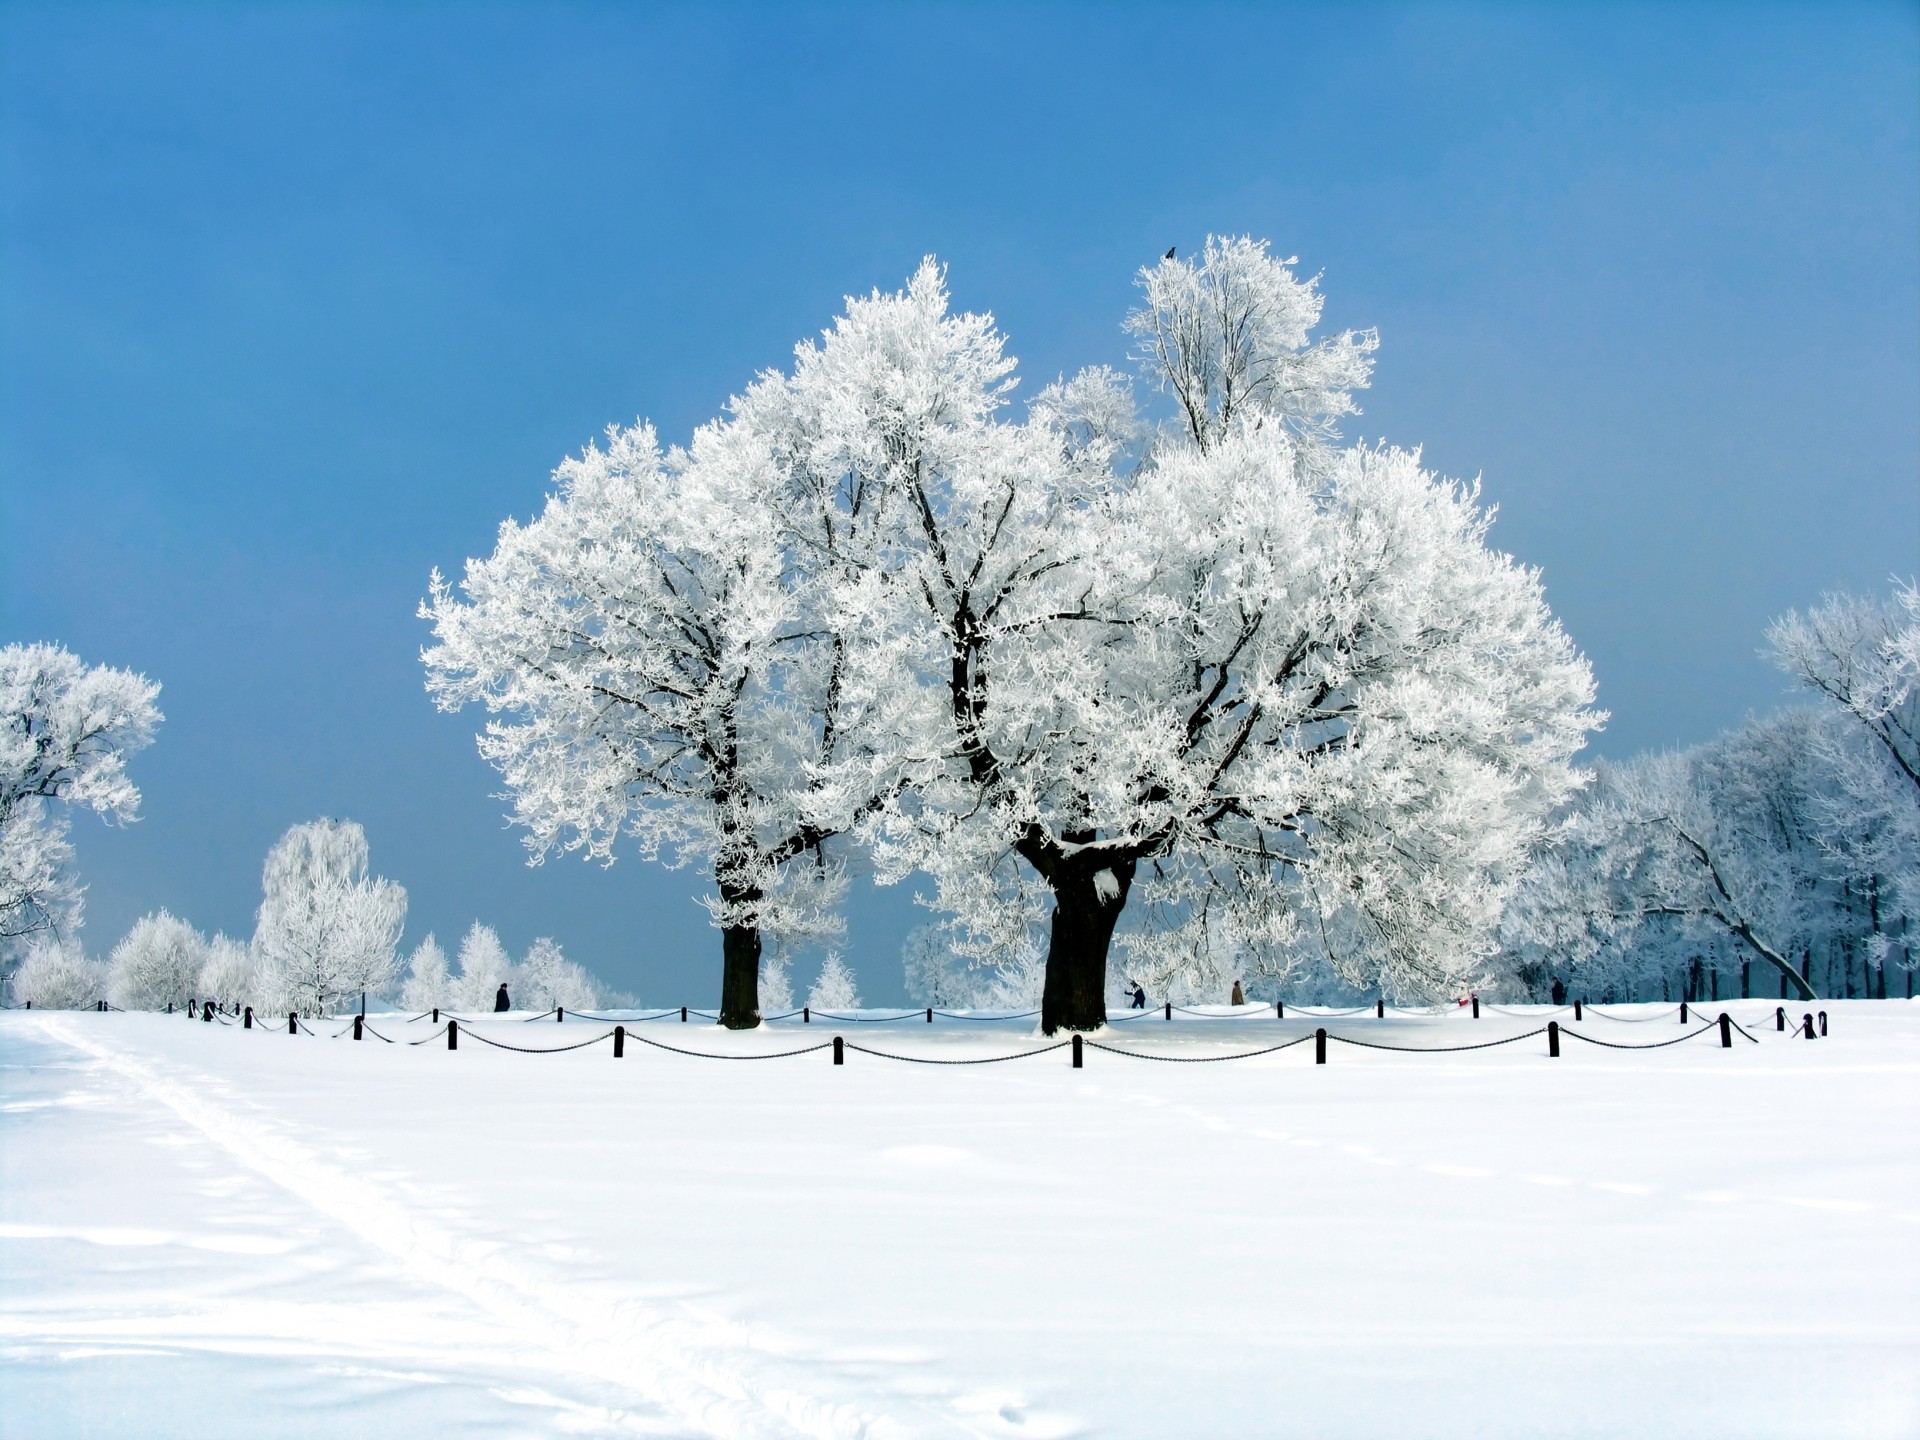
[450,922,513,1011]
[400,933,451,1013]
[806,951,860,1010]
[253,819,406,1015]
[519,935,600,1011]
[7,934,106,1008]
[780,248,1597,1030]
[757,951,794,1011]
[197,934,259,1011]
[901,925,978,1008]
[423,414,889,1029]
[0,644,161,947]
[1769,584,1920,793]
[109,910,206,1010]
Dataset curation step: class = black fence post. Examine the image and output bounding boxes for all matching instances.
[432,1007,439,1023]
[1718,1013,1732,1048]
[1801,1014,1815,1040]
[1275,1000,1284,1019]
[202,1000,213,1022]
[1776,1005,1786,1032]
[926,1007,933,1023]
[1072,1034,1083,1069]
[1574,999,1583,1021]
[1817,1010,1827,1037]
[187,997,195,1017]
[832,1035,844,1065]
[613,1024,625,1058]
[244,1006,253,1029]
[352,1015,363,1041]
[1315,1027,1327,1064]
[680,1006,688,1023]
[803,1006,810,1023]
[448,1019,459,1050]
[1376,997,1385,1018]
[1548,1020,1560,1057]
[288,1012,297,1034]
[1164,1001,1172,1021]
[556,1007,565,1023]
[1679,1001,1689,1024]
[167,1001,173,1014]
[1471,996,1479,1019]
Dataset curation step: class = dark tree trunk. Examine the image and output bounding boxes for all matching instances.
[719,923,761,1029]
[1038,860,1135,1035]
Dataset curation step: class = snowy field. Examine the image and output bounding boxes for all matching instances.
[2,1001,1916,1439]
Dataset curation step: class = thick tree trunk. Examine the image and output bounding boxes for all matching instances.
[719,922,761,1029]
[1039,861,1135,1035]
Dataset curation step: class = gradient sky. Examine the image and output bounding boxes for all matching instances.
[3,2,1916,1004]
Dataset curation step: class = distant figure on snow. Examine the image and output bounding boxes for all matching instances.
[1550,976,1567,1006]
[1230,980,1246,1007]
[1129,983,1147,1009]
[494,982,510,1013]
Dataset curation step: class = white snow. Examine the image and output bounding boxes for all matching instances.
[3,1002,1916,1437]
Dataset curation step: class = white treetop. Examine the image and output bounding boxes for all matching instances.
[400,933,451,1013]
[1769,584,1920,794]
[450,921,512,1011]
[109,909,207,1011]
[0,643,161,946]
[806,951,861,1011]
[197,933,259,1011]
[7,934,106,1009]
[253,819,406,1015]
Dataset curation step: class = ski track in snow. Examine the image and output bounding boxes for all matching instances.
[23,1015,1008,1440]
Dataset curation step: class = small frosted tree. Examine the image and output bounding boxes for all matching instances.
[519,936,600,1011]
[253,819,407,1015]
[806,952,860,1011]
[109,910,207,1010]
[1,643,161,947]
[758,951,794,1011]
[902,925,984,1008]
[197,934,259,1011]
[450,922,513,1010]
[400,934,451,1013]
[8,935,106,1008]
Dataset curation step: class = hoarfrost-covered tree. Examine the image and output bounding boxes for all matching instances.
[253,819,406,1015]
[423,416,887,1029]
[519,935,600,1011]
[779,248,1597,1030]
[450,922,512,1011]
[806,952,860,1010]
[901,924,977,1008]
[757,951,794,1011]
[109,910,206,1011]
[0,644,161,946]
[197,934,259,1011]
[7,934,106,1008]
[400,934,451,1013]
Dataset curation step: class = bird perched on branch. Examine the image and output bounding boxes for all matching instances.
[1163,246,1177,260]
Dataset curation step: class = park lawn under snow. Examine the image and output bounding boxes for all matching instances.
[1,1002,1916,1439]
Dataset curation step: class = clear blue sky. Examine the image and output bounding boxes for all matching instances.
[3,2,1915,1004]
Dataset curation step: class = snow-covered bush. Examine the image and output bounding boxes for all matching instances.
[197,934,259,1011]
[109,910,206,1010]
[1,643,161,948]
[519,936,600,1011]
[400,934,450,1012]
[253,819,406,1015]
[450,922,513,1011]
[806,952,860,1011]
[8,935,106,1008]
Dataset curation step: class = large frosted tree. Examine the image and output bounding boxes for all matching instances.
[423,421,887,1028]
[0,644,161,947]
[758,244,1598,1031]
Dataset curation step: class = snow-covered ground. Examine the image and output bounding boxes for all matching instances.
[2,1001,1915,1438]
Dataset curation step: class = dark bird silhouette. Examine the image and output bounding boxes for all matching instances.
[1163,246,1177,260]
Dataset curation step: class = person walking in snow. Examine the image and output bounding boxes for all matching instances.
[1550,976,1567,1006]
[1129,983,1147,1009]
[1230,980,1245,1007]
[494,981,510,1013]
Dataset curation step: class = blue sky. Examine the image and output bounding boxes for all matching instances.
[3,2,1915,1003]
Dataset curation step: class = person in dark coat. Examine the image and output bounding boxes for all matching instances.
[1230,980,1246,1007]
[1129,983,1147,1009]
[494,982,510,1013]
[1550,976,1567,1006]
